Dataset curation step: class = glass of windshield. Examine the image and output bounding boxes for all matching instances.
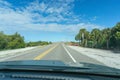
[0,0,120,77]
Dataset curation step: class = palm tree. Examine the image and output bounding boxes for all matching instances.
[110,22,120,49]
[102,28,111,49]
[75,33,81,46]
[91,28,101,48]
[75,28,89,47]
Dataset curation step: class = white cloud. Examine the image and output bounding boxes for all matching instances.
[24,0,76,23]
[0,0,104,34]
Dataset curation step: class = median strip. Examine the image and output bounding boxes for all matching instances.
[34,45,58,60]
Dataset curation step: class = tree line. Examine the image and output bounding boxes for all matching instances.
[75,22,120,50]
[0,31,52,50]
[26,41,52,47]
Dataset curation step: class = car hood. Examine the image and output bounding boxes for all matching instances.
[0,60,119,73]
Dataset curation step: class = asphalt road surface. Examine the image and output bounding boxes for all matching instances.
[0,43,104,65]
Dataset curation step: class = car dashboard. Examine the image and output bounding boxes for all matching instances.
[0,70,119,80]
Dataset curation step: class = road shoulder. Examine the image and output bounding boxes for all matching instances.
[68,46,120,69]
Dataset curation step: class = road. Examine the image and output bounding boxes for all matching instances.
[0,43,104,65]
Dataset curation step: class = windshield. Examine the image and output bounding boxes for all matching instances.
[0,0,120,71]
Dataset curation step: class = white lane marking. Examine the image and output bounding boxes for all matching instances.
[62,44,77,63]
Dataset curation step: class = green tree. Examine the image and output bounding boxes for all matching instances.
[7,32,25,49]
[75,22,120,50]
[91,28,102,48]
[0,32,8,49]
[75,33,81,46]
[102,28,111,49]
[75,28,89,47]
[110,22,120,49]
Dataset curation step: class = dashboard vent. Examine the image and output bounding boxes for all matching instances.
[11,74,68,80]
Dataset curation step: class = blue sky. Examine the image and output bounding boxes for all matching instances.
[0,0,120,42]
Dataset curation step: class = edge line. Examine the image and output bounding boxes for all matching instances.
[62,44,77,63]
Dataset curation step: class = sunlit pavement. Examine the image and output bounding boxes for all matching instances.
[0,43,103,66]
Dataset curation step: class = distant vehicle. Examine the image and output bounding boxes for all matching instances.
[0,60,119,80]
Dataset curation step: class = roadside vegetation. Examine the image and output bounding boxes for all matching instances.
[0,32,52,50]
[66,41,79,46]
[75,22,120,50]
[26,41,52,47]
